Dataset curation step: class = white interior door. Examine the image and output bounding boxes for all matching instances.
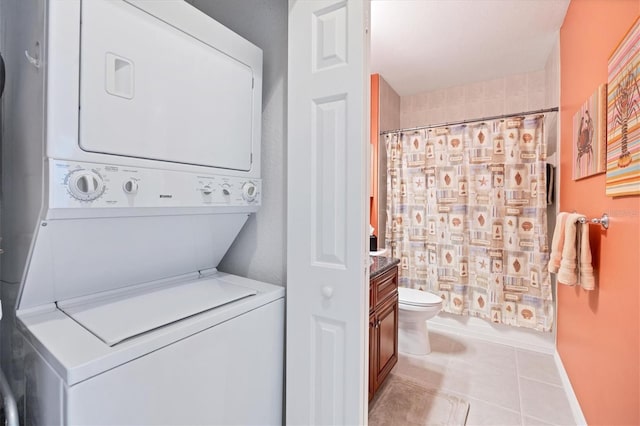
[287,0,370,424]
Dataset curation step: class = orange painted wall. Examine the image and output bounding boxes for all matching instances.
[559,1,640,424]
[370,74,380,238]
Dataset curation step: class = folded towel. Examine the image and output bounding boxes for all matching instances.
[549,212,568,273]
[557,213,584,286]
[550,213,596,290]
[578,221,595,290]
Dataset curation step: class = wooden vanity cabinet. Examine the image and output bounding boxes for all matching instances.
[368,266,398,401]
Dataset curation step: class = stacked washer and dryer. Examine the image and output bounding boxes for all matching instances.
[0,1,284,424]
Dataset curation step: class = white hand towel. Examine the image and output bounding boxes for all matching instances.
[549,212,568,274]
[557,213,584,286]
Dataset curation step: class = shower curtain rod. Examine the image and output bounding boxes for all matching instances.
[379,106,559,135]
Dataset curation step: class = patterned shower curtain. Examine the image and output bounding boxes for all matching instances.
[385,115,553,332]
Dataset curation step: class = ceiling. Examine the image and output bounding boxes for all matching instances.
[370,0,570,96]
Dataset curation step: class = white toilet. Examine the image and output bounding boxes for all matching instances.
[398,287,443,355]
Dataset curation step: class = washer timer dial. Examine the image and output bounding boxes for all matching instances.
[66,169,106,201]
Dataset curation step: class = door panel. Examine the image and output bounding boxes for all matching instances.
[374,267,397,305]
[286,0,370,424]
[375,295,398,387]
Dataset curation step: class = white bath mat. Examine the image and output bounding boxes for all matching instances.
[369,373,470,426]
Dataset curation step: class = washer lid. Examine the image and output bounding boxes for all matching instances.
[398,287,442,307]
[57,277,256,347]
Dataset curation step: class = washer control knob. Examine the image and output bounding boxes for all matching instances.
[123,179,138,195]
[222,184,231,197]
[67,169,105,201]
[202,185,213,196]
[242,182,257,202]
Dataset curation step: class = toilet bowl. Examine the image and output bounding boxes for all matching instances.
[398,287,443,355]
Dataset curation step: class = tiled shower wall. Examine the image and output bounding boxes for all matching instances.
[545,38,560,110]
[399,70,550,129]
[379,77,401,132]
[377,76,401,248]
[544,37,560,159]
[381,44,561,349]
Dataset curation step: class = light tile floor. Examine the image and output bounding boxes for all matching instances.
[390,331,576,426]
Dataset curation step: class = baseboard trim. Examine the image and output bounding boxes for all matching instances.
[428,313,555,354]
[553,350,587,426]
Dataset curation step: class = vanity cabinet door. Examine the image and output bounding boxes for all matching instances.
[368,265,399,401]
[373,294,398,391]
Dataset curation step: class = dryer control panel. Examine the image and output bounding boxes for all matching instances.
[49,160,261,209]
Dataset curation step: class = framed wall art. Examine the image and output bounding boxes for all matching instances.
[573,84,607,180]
[606,17,640,196]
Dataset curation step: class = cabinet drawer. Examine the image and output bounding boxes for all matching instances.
[373,267,397,308]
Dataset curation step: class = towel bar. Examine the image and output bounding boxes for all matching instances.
[577,213,609,230]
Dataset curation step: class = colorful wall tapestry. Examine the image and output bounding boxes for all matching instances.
[385,115,553,332]
[606,16,640,196]
[573,84,607,180]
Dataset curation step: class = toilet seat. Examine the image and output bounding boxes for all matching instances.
[398,287,442,307]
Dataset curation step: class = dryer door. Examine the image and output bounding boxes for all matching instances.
[78,0,257,171]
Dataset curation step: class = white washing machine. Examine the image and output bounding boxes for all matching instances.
[0,1,283,424]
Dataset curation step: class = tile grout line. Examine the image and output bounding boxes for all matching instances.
[408,332,573,425]
[449,390,522,417]
[515,351,526,426]
[446,347,524,419]
[518,373,564,389]
[525,412,560,425]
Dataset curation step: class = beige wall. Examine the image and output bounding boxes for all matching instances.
[544,37,561,110]
[378,76,400,132]
[544,36,560,160]
[376,76,401,248]
[399,70,551,129]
